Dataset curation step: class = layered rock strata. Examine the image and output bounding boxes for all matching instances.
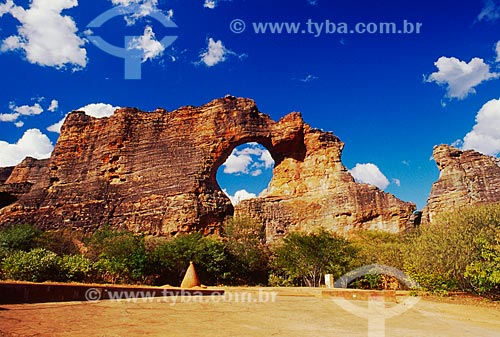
[0,97,415,238]
[422,145,500,223]
[235,126,416,241]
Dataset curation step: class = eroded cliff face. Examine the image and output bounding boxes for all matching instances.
[235,126,416,241]
[0,96,415,238]
[0,167,14,184]
[0,158,49,210]
[422,145,500,223]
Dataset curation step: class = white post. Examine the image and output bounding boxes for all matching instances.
[325,274,334,288]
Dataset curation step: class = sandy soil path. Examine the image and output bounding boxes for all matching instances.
[0,288,499,337]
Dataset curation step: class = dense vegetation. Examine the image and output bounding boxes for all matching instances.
[0,203,499,298]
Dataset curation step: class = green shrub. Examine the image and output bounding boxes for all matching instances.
[85,227,149,283]
[102,235,148,281]
[1,248,61,282]
[465,235,500,295]
[94,257,129,284]
[271,229,356,287]
[403,203,500,293]
[196,236,230,284]
[223,217,270,285]
[267,272,295,287]
[149,233,229,286]
[0,223,41,251]
[0,247,11,280]
[349,274,383,290]
[36,230,82,256]
[350,230,405,269]
[59,255,95,282]
[348,230,407,289]
[85,226,126,260]
[0,246,11,261]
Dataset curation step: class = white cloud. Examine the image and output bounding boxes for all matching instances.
[0,0,14,17]
[0,129,54,167]
[111,0,163,25]
[223,151,253,174]
[47,103,120,133]
[203,0,233,9]
[46,119,65,133]
[223,189,257,205]
[426,56,499,99]
[259,149,274,169]
[349,163,390,190]
[128,26,165,62]
[0,113,20,122]
[204,0,216,9]
[199,38,234,67]
[300,74,318,82]
[251,169,262,177]
[0,0,87,69]
[451,139,463,148]
[77,103,119,118]
[111,0,139,5]
[222,143,274,175]
[14,103,43,116]
[496,41,500,62]
[477,0,500,22]
[48,99,59,112]
[461,98,500,156]
[0,102,44,125]
[166,9,174,19]
[392,178,401,187]
[14,121,24,128]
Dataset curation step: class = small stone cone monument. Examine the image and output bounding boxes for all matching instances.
[180,261,201,288]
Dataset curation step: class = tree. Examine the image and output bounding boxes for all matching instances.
[149,233,229,286]
[2,248,61,282]
[222,216,270,285]
[403,203,500,293]
[271,229,356,287]
[85,226,148,283]
[0,223,41,252]
[465,234,500,296]
[349,230,406,289]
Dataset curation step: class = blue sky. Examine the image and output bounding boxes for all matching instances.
[1,0,500,210]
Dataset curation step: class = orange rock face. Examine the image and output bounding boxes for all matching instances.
[235,126,416,241]
[0,97,415,238]
[422,145,500,224]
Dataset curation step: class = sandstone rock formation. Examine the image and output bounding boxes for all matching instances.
[235,126,416,241]
[0,166,14,184]
[0,158,49,210]
[422,145,500,223]
[0,166,15,209]
[0,96,415,238]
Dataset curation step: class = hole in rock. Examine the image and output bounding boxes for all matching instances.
[216,142,275,206]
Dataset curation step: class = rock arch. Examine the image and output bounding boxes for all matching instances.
[0,96,415,238]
